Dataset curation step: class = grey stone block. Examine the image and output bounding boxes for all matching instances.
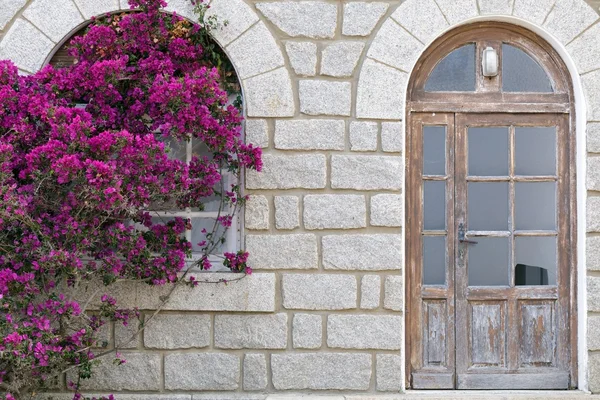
[384,275,403,311]
[285,41,317,76]
[350,121,378,152]
[299,80,352,116]
[543,0,598,44]
[275,119,345,150]
[589,316,600,351]
[275,196,300,230]
[0,0,27,31]
[96,273,276,312]
[331,155,402,190]
[246,234,318,269]
[205,0,259,47]
[74,0,119,19]
[68,353,161,391]
[293,313,322,349]
[588,197,600,232]
[271,353,372,390]
[164,353,240,390]
[245,119,269,148]
[513,0,555,25]
[244,67,295,117]
[245,195,270,230]
[303,194,366,230]
[243,354,268,390]
[144,314,210,349]
[589,276,600,312]
[479,0,513,14]
[215,313,288,349]
[568,22,600,75]
[321,41,365,78]
[246,154,326,189]
[256,1,337,39]
[0,19,54,73]
[342,2,388,37]
[588,123,600,154]
[381,121,403,153]
[282,274,357,310]
[367,19,422,73]
[588,236,600,271]
[327,314,402,349]
[226,22,284,79]
[323,234,402,271]
[376,354,403,391]
[371,194,403,227]
[435,0,478,25]
[356,59,407,120]
[23,0,83,43]
[360,275,381,309]
[390,0,448,44]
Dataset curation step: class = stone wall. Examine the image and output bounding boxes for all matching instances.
[1,0,600,397]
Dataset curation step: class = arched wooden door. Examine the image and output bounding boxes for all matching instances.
[405,23,576,390]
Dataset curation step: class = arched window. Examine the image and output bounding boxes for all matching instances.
[405,23,575,390]
[48,18,243,270]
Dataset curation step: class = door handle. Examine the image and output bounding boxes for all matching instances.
[458,222,478,245]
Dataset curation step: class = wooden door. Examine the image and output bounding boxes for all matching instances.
[407,113,572,389]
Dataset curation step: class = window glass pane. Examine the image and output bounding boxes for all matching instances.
[502,44,553,93]
[515,182,556,230]
[515,236,557,286]
[468,127,509,176]
[423,126,446,175]
[468,237,509,286]
[191,217,226,252]
[424,181,446,231]
[423,236,446,285]
[515,127,556,176]
[425,44,476,92]
[158,135,187,161]
[468,182,509,231]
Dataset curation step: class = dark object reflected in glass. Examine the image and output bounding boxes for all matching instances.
[515,263,549,286]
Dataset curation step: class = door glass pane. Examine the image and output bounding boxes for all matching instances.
[515,127,556,176]
[425,44,476,92]
[424,181,446,230]
[515,182,556,230]
[468,182,509,231]
[515,236,557,286]
[468,127,509,176]
[423,126,446,175]
[502,44,553,93]
[468,237,509,286]
[423,236,446,285]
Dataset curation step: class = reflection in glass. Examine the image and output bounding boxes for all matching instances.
[515,127,556,176]
[159,135,187,161]
[502,44,553,93]
[191,217,225,252]
[515,182,556,230]
[424,181,446,231]
[468,237,509,286]
[423,236,446,285]
[423,126,446,175]
[468,127,509,176]
[425,44,476,92]
[468,182,509,231]
[515,236,557,286]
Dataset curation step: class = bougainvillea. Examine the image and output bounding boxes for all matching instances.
[0,0,260,398]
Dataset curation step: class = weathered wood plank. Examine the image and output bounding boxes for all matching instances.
[457,372,569,389]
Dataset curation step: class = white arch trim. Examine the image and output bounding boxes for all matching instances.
[354,0,593,390]
[0,0,295,118]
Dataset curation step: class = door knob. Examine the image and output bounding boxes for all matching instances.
[458,222,478,245]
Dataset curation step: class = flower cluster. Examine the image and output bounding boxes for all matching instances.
[0,0,260,398]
